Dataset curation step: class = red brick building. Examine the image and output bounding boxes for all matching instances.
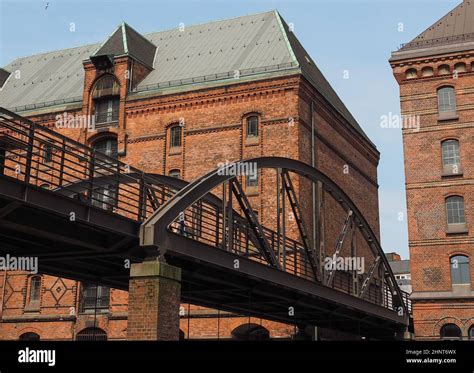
[390,0,474,340]
[0,10,380,340]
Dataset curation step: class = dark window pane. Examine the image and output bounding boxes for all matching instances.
[247,116,258,137]
[29,276,41,302]
[440,324,462,340]
[43,144,52,163]
[19,332,40,341]
[94,98,119,124]
[80,283,110,313]
[170,126,182,148]
[93,138,118,159]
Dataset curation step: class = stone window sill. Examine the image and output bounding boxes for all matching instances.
[441,167,463,178]
[438,112,459,122]
[245,136,259,146]
[246,187,259,196]
[446,224,468,234]
[24,302,40,312]
[169,147,182,156]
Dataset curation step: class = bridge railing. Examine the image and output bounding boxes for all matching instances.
[0,108,177,223]
[168,195,398,310]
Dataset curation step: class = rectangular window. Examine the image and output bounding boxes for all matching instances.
[446,197,465,225]
[80,284,110,313]
[246,170,258,188]
[247,116,259,138]
[43,144,53,163]
[170,126,182,148]
[95,98,119,124]
[442,141,460,166]
[438,88,456,113]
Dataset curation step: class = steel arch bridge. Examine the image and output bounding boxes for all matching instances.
[0,107,411,339]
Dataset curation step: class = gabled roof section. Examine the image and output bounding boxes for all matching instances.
[275,11,373,145]
[0,68,11,89]
[92,22,157,68]
[392,1,474,60]
[0,10,373,147]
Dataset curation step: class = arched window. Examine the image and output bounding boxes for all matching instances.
[246,115,259,138]
[93,137,118,159]
[438,87,456,113]
[469,326,474,340]
[450,255,470,285]
[169,125,182,149]
[446,196,466,225]
[405,68,417,79]
[438,65,451,75]
[168,169,181,179]
[76,327,107,341]
[92,75,120,127]
[19,332,40,341]
[231,323,270,341]
[440,324,462,340]
[421,67,434,77]
[79,283,110,314]
[441,139,461,174]
[454,63,467,73]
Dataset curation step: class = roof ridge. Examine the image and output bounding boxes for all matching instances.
[144,9,276,36]
[3,10,277,68]
[273,10,299,65]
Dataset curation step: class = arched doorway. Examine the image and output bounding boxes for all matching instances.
[19,332,40,341]
[76,327,107,341]
[440,324,462,340]
[231,323,270,341]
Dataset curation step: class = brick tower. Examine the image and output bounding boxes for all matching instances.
[390,0,474,340]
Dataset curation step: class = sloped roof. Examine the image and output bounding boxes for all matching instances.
[392,1,474,60]
[0,10,372,145]
[92,22,157,68]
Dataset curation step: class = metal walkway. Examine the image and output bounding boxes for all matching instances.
[0,107,411,339]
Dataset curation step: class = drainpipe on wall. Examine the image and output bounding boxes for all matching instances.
[311,101,317,254]
[311,101,318,341]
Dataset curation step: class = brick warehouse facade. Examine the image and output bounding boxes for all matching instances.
[0,11,380,340]
[390,1,474,340]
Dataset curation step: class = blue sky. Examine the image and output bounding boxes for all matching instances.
[0,0,460,259]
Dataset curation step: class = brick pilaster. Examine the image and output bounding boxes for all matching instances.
[127,261,181,341]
